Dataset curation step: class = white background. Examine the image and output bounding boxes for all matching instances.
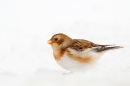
[0,0,130,86]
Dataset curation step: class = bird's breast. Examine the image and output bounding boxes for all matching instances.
[53,49,65,61]
[56,48,102,72]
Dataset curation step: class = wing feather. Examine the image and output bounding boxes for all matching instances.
[69,39,122,52]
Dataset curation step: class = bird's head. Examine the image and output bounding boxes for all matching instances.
[47,33,73,50]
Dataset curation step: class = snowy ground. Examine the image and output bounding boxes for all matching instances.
[0,0,130,86]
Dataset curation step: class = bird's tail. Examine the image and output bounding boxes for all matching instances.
[94,45,123,52]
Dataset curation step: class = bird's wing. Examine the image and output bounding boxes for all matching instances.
[69,39,122,52]
[69,39,98,51]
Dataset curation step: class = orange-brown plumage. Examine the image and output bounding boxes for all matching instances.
[65,48,95,64]
[53,48,65,60]
[48,33,123,72]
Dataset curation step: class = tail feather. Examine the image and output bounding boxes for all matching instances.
[94,45,123,52]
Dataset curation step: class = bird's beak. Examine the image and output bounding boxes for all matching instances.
[47,40,52,44]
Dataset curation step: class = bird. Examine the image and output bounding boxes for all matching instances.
[47,33,123,73]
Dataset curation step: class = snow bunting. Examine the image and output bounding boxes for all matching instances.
[47,33,123,72]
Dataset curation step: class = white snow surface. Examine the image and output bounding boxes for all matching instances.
[0,0,130,86]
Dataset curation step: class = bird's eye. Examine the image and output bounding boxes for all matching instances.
[54,38,58,41]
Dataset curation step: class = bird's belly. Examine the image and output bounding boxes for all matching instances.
[56,53,101,72]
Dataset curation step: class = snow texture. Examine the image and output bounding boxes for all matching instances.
[0,0,130,86]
